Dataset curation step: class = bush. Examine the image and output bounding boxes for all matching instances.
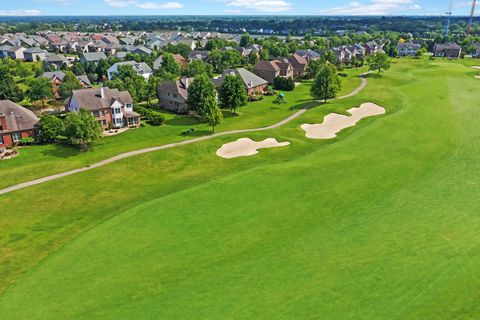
[135,106,165,126]
[20,137,35,145]
[273,77,295,91]
[338,72,348,78]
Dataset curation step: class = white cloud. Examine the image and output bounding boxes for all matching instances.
[227,0,292,12]
[323,0,422,15]
[136,2,183,9]
[0,10,42,16]
[105,0,182,9]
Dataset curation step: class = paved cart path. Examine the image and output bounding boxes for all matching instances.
[0,76,369,196]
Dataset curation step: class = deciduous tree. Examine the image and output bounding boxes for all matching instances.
[219,74,247,115]
[310,64,341,103]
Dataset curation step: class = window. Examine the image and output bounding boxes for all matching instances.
[11,132,21,143]
[93,111,100,118]
[102,120,107,126]
[125,103,132,109]
[116,118,123,124]
[173,93,178,98]
[114,108,121,114]
[0,135,3,145]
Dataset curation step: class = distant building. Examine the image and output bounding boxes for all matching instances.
[253,60,293,84]
[0,100,39,147]
[42,71,92,98]
[79,52,107,65]
[157,77,192,114]
[66,87,140,129]
[214,68,268,95]
[397,43,421,57]
[471,43,480,58]
[433,42,462,59]
[23,47,47,62]
[107,61,152,81]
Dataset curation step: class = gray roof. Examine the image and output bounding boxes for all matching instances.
[70,87,133,111]
[112,61,152,74]
[81,52,107,62]
[44,54,66,62]
[24,47,45,54]
[215,68,268,89]
[0,100,39,133]
[42,71,92,87]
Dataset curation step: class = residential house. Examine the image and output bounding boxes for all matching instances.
[433,42,462,59]
[131,46,152,55]
[153,53,188,70]
[43,54,66,69]
[157,77,192,113]
[253,59,294,84]
[0,100,39,147]
[288,53,308,77]
[79,52,107,65]
[42,71,92,98]
[294,49,320,61]
[397,42,421,56]
[66,87,140,129]
[364,41,382,56]
[24,47,47,62]
[188,50,209,61]
[107,61,153,81]
[0,45,25,60]
[214,68,268,95]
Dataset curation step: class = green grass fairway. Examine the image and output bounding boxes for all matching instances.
[1,59,480,319]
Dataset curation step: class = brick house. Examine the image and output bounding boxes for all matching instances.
[66,87,140,129]
[253,60,294,84]
[42,71,92,98]
[0,100,39,147]
[287,54,308,77]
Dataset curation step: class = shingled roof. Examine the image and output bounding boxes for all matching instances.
[0,100,39,133]
[69,87,133,111]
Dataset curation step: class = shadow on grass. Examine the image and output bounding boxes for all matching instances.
[166,116,201,126]
[182,129,212,137]
[41,143,82,158]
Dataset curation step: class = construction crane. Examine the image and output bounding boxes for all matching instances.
[467,0,477,35]
[445,0,453,36]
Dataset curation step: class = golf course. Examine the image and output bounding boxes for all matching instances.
[1,58,479,319]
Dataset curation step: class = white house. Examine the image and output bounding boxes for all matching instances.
[107,61,153,81]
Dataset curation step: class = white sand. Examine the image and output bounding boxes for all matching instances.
[216,138,290,159]
[471,66,480,69]
[301,102,385,139]
[475,76,480,79]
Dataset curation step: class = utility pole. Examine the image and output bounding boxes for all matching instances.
[467,0,477,36]
[445,0,453,36]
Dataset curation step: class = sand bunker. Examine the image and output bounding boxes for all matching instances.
[216,138,290,159]
[301,102,385,139]
[471,66,480,70]
[475,76,480,79]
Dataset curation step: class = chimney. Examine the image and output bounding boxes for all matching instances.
[100,86,105,99]
[8,112,18,131]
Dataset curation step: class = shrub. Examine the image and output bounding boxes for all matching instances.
[20,137,35,145]
[135,106,165,126]
[273,77,295,91]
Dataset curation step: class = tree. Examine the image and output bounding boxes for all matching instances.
[274,76,295,91]
[71,63,85,76]
[158,53,180,78]
[184,59,213,78]
[63,108,102,150]
[58,71,82,99]
[310,64,341,103]
[240,33,252,47]
[144,75,161,106]
[306,59,322,78]
[27,77,53,107]
[96,59,110,82]
[203,95,223,133]
[186,74,217,117]
[17,63,33,78]
[219,75,247,115]
[0,66,25,102]
[367,53,391,75]
[39,115,64,142]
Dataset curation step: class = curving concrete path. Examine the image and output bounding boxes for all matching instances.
[0,76,369,196]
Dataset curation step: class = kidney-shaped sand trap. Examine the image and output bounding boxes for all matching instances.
[301,102,386,139]
[217,138,290,159]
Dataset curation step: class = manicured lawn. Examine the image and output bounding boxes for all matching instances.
[0,67,364,189]
[2,60,479,319]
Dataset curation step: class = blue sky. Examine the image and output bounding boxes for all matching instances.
[0,0,476,16]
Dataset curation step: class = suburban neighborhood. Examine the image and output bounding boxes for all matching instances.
[1,8,480,320]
